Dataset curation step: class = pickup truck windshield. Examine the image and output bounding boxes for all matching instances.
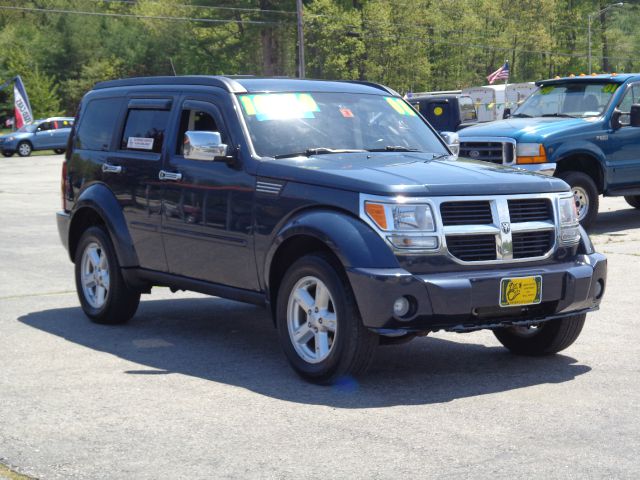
[512,81,620,118]
[238,92,448,158]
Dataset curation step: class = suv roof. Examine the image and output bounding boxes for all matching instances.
[93,75,397,96]
[537,73,640,86]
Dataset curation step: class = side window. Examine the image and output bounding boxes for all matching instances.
[37,122,50,132]
[75,98,122,151]
[121,109,169,153]
[176,108,219,155]
[618,84,640,113]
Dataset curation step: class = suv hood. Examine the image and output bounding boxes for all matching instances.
[459,117,592,141]
[257,152,568,196]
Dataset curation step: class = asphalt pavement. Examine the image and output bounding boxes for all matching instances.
[1,155,639,479]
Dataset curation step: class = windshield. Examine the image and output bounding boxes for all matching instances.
[458,96,477,122]
[238,92,448,158]
[16,124,37,133]
[513,81,620,118]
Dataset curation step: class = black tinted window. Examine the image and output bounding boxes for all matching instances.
[75,98,121,151]
[121,109,169,153]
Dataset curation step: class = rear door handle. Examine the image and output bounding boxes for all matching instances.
[102,163,122,174]
[159,170,182,182]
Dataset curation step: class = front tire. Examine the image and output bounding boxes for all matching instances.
[276,253,378,384]
[17,141,32,157]
[74,226,140,324]
[557,171,599,228]
[624,195,640,209]
[493,314,586,356]
[54,148,65,155]
[2,151,13,157]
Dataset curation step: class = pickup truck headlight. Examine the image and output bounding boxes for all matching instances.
[558,195,580,245]
[516,143,547,164]
[364,201,439,250]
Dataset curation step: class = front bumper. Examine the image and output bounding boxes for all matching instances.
[512,162,556,176]
[347,252,606,331]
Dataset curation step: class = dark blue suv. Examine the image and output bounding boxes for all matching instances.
[56,76,606,383]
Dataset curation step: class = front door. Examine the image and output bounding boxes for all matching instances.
[161,96,257,290]
[606,82,640,188]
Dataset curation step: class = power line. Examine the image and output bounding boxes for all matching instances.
[82,0,298,16]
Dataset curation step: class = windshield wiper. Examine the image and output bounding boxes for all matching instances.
[274,148,365,159]
[541,113,577,118]
[511,113,532,118]
[366,146,422,152]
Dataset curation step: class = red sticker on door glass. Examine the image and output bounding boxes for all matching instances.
[340,108,354,118]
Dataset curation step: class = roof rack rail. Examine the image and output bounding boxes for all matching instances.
[93,75,248,93]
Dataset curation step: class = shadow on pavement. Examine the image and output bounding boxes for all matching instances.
[590,204,640,235]
[20,297,590,408]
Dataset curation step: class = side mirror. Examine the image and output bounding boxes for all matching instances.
[503,108,511,119]
[440,131,459,158]
[630,104,640,127]
[183,131,228,161]
[611,109,626,129]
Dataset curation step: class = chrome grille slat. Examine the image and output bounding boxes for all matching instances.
[459,137,516,165]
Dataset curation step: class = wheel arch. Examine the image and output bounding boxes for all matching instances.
[264,208,399,318]
[554,152,605,194]
[68,183,139,267]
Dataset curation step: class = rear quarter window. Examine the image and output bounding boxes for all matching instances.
[75,98,122,151]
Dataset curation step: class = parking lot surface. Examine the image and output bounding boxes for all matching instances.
[1,155,639,479]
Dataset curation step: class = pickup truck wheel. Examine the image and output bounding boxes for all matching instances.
[624,195,640,209]
[74,226,140,324]
[493,314,586,356]
[17,141,32,157]
[557,171,598,228]
[276,253,378,384]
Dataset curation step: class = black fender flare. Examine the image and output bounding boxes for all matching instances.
[263,208,399,290]
[69,183,139,267]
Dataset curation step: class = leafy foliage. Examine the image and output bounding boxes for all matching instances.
[0,0,637,117]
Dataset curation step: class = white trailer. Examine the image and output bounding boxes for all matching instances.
[462,83,539,122]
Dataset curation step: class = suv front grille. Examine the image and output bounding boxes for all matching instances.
[508,199,552,222]
[445,234,497,261]
[441,201,492,226]
[441,196,556,263]
[512,231,554,259]
[459,140,514,165]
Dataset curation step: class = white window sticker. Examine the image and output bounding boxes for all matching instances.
[127,137,154,150]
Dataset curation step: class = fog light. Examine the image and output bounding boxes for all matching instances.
[594,279,605,299]
[393,296,411,317]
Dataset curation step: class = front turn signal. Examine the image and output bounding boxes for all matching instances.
[365,202,388,230]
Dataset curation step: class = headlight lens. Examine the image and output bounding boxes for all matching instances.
[558,195,580,245]
[7,136,15,141]
[516,143,547,164]
[364,201,438,251]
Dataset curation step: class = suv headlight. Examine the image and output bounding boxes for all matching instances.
[558,195,580,245]
[363,200,439,250]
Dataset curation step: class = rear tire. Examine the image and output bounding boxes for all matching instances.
[276,253,378,384]
[557,171,599,228]
[624,195,640,209]
[17,141,32,157]
[493,314,586,356]
[74,226,140,324]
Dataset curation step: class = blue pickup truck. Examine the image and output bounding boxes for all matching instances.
[458,74,640,227]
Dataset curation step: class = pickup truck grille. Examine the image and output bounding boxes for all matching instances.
[441,196,556,263]
[459,139,515,165]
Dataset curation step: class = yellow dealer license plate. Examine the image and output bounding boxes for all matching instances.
[499,276,542,307]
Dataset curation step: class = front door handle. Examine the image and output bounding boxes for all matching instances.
[102,163,122,174]
[159,170,183,182]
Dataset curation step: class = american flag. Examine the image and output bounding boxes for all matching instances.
[487,61,510,84]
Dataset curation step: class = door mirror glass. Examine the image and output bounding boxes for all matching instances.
[503,107,511,119]
[440,131,459,158]
[183,131,227,161]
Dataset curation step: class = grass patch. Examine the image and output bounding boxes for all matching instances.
[0,462,34,480]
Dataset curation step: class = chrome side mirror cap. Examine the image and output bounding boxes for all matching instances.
[440,131,460,158]
[183,131,228,161]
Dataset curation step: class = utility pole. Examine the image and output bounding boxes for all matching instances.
[588,2,623,74]
[296,0,305,78]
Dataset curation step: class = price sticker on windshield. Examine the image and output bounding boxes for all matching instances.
[385,97,417,116]
[240,93,320,121]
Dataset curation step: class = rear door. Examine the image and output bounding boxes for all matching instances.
[50,119,73,149]
[160,93,258,290]
[104,95,175,271]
